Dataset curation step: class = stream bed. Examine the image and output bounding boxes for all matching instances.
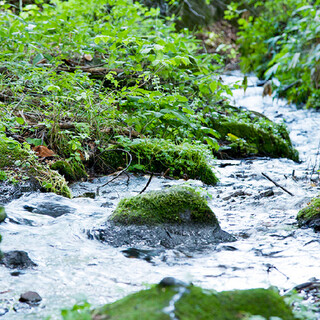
[0,72,320,319]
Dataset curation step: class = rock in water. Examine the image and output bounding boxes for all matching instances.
[19,291,42,305]
[0,251,37,269]
[92,186,235,249]
[297,196,320,231]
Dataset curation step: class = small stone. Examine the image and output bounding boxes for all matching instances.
[19,291,42,305]
[158,277,188,288]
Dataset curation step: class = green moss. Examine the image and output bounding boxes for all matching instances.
[297,196,320,226]
[110,186,218,226]
[50,160,87,182]
[99,138,218,186]
[209,105,299,161]
[0,207,6,223]
[90,285,295,320]
[0,137,71,198]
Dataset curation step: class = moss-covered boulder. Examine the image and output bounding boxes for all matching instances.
[69,280,295,320]
[0,136,71,198]
[98,138,218,186]
[50,159,87,182]
[209,105,299,161]
[297,196,320,231]
[0,207,6,223]
[111,186,217,226]
[93,186,234,248]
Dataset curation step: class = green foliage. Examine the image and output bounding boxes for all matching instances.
[99,138,218,185]
[226,0,320,106]
[0,0,228,165]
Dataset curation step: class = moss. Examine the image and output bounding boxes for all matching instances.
[297,196,320,228]
[99,138,218,186]
[110,186,218,226]
[50,159,87,182]
[91,285,295,320]
[0,207,6,223]
[209,105,299,161]
[0,137,71,198]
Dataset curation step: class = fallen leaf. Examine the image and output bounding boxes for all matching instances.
[33,145,55,158]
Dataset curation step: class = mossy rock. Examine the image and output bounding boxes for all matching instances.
[209,105,299,161]
[0,137,71,198]
[0,207,6,223]
[99,139,218,186]
[110,186,218,226]
[89,282,295,320]
[297,196,320,231]
[50,159,87,182]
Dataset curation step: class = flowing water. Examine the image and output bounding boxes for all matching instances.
[1,72,320,319]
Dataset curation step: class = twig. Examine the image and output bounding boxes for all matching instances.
[261,172,294,196]
[96,149,132,196]
[139,172,154,194]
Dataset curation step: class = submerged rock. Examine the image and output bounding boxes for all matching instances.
[297,196,320,231]
[86,280,295,320]
[23,202,75,218]
[92,186,235,249]
[0,251,37,269]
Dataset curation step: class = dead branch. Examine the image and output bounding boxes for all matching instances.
[139,172,154,194]
[96,149,132,196]
[261,172,294,196]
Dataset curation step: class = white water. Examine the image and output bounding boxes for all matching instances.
[0,73,319,319]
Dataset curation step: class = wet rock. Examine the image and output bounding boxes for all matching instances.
[92,186,235,249]
[87,284,296,320]
[23,202,75,218]
[159,277,188,288]
[19,291,42,305]
[0,251,37,269]
[297,196,320,231]
[0,206,6,222]
[0,180,40,205]
[121,248,164,262]
[254,188,274,199]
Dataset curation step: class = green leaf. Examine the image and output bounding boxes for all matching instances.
[16,117,25,125]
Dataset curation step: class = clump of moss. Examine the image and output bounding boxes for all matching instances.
[0,136,71,198]
[297,196,320,231]
[88,284,295,320]
[50,159,87,182]
[99,138,218,186]
[110,186,218,226]
[0,207,6,223]
[209,105,299,161]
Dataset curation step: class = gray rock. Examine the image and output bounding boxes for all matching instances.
[0,251,37,269]
[19,291,42,305]
[23,202,75,218]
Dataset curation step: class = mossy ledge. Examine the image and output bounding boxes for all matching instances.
[110,186,218,226]
[0,137,71,198]
[98,138,218,186]
[297,196,320,231]
[68,282,296,320]
[209,105,299,161]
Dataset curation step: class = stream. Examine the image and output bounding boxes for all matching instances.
[0,72,320,319]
